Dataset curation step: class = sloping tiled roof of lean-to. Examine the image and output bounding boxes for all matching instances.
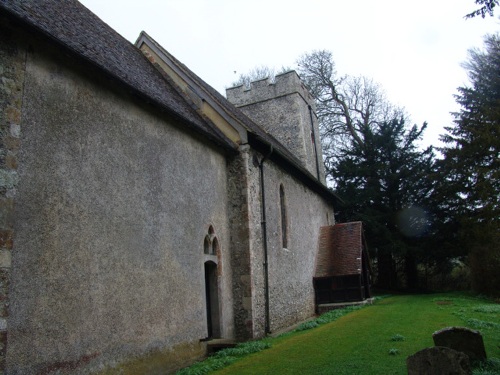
[0,0,236,151]
[315,222,364,278]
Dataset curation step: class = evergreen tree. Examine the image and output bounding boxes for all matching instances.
[465,0,498,18]
[297,50,406,184]
[437,33,500,295]
[334,118,435,289]
[297,50,437,289]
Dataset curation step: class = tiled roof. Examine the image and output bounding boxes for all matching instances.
[0,0,338,202]
[315,222,364,278]
[0,0,235,151]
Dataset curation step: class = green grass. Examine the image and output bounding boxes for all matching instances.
[178,293,500,375]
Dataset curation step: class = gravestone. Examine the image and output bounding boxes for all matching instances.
[433,326,487,362]
[406,346,471,375]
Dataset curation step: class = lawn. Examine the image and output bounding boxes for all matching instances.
[177,293,500,374]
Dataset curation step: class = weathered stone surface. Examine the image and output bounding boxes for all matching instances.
[0,17,26,374]
[433,326,487,362]
[407,346,471,375]
[227,72,326,183]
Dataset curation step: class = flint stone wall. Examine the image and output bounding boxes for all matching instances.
[0,16,26,373]
[252,150,334,333]
[227,72,326,183]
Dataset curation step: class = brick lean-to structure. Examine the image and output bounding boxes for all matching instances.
[0,1,369,373]
[314,222,371,308]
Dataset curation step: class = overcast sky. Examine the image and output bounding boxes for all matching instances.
[79,0,499,148]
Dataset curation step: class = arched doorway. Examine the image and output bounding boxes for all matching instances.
[204,261,220,338]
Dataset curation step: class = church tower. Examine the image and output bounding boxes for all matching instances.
[226,71,326,183]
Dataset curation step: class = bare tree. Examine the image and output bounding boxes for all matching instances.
[296,50,406,177]
[230,65,291,88]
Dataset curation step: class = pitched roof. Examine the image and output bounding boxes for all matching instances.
[1,0,338,203]
[315,222,364,278]
[0,0,236,151]
[135,32,338,202]
[135,32,303,164]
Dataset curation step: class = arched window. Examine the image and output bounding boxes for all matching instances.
[203,226,221,338]
[204,226,219,256]
[212,237,219,256]
[279,184,288,248]
[204,236,211,254]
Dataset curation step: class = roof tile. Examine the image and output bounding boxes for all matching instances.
[0,0,235,150]
[315,222,364,277]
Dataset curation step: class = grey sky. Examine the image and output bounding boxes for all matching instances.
[79,0,499,147]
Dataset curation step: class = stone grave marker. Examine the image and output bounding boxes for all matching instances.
[432,326,487,362]
[406,346,471,375]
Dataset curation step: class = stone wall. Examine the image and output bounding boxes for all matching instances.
[244,149,334,335]
[262,156,334,331]
[5,30,234,374]
[0,17,26,373]
[227,145,256,341]
[226,72,326,183]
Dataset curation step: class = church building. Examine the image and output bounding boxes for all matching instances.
[0,1,368,373]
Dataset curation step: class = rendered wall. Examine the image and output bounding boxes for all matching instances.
[5,32,234,374]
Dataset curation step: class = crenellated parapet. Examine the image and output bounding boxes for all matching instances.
[226,71,316,112]
[226,71,325,184]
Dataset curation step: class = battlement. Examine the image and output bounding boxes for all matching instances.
[226,70,325,184]
[226,71,315,110]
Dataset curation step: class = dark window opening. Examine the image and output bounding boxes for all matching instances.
[279,184,288,248]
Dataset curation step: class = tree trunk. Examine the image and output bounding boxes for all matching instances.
[405,254,419,290]
[376,250,393,289]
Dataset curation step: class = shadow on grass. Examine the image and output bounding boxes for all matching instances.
[176,294,499,375]
[176,299,380,375]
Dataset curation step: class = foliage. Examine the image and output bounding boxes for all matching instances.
[294,305,362,332]
[333,117,435,289]
[473,305,500,313]
[465,0,499,18]
[473,358,500,375]
[436,33,500,296]
[390,334,406,342]
[297,50,436,290]
[176,341,271,375]
[295,320,319,331]
[213,341,272,359]
[388,348,400,355]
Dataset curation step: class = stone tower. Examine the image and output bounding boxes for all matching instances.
[226,71,326,183]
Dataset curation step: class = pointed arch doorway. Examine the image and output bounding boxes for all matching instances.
[204,261,220,338]
[203,225,221,339]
